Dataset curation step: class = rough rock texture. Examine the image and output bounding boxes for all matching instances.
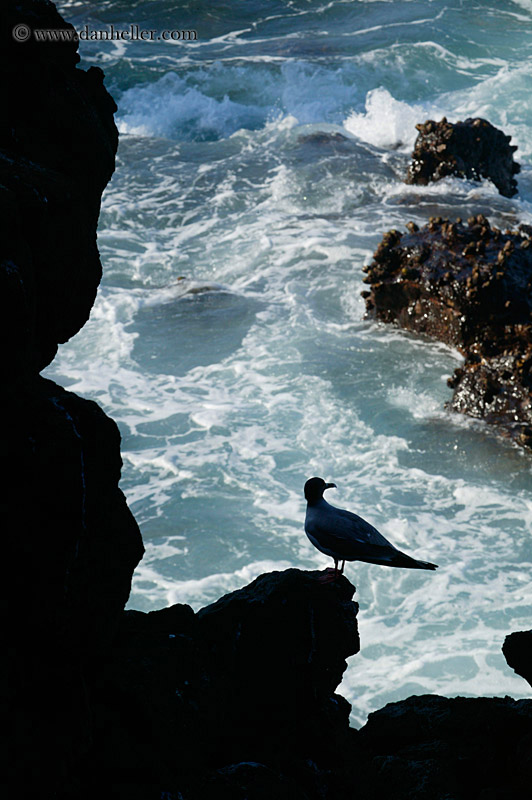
[5,0,144,793]
[406,117,520,198]
[3,0,118,374]
[357,695,532,800]
[503,631,532,689]
[362,216,532,449]
[80,570,361,799]
[63,567,532,800]
[59,570,532,800]
[10,378,144,793]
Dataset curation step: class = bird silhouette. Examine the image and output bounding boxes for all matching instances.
[304,477,438,581]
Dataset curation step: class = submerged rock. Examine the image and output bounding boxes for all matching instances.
[361,216,532,449]
[406,117,520,198]
[297,131,351,148]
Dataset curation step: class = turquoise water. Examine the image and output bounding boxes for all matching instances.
[50,0,531,726]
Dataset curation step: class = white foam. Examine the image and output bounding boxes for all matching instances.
[129,559,294,611]
[446,62,532,158]
[510,0,532,14]
[344,88,424,149]
[46,1,532,728]
[117,71,268,140]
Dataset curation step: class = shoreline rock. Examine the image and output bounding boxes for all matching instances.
[4,0,118,374]
[362,216,532,450]
[76,570,531,799]
[406,117,520,198]
[82,570,361,798]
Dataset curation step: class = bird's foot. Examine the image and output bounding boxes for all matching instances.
[317,568,339,584]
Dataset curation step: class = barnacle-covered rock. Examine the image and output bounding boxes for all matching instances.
[406,117,520,198]
[362,217,532,449]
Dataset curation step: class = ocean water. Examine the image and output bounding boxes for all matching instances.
[49,0,531,727]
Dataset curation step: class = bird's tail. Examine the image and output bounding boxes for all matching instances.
[392,551,438,570]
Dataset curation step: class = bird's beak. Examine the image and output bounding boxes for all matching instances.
[324,482,336,490]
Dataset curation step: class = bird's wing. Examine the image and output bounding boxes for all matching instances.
[305,502,438,569]
[306,503,401,562]
[326,505,398,549]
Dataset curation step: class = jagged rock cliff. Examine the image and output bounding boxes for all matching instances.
[85,570,361,798]
[4,0,144,792]
[73,570,532,800]
[358,695,532,800]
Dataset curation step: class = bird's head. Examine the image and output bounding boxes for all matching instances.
[304,476,336,504]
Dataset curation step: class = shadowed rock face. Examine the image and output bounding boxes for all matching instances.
[503,631,532,689]
[362,215,532,450]
[68,571,532,800]
[83,570,361,797]
[10,377,144,792]
[197,569,359,758]
[406,117,520,198]
[3,0,118,375]
[358,695,532,800]
[5,0,144,793]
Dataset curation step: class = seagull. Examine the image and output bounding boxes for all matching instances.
[304,477,438,581]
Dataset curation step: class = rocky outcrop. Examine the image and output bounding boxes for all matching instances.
[406,117,520,198]
[358,695,532,800]
[10,377,144,793]
[81,570,360,798]
[361,216,532,449]
[503,631,532,689]
[60,568,532,800]
[56,564,531,800]
[3,0,118,374]
[5,0,144,793]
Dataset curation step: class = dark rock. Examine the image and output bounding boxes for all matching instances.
[83,570,360,797]
[10,377,144,651]
[358,694,532,799]
[297,131,351,147]
[9,377,144,793]
[5,1,142,794]
[406,117,520,198]
[362,217,532,449]
[3,0,118,374]
[190,761,309,800]
[196,569,359,763]
[503,630,532,688]
[77,572,532,800]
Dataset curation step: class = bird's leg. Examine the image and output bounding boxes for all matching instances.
[318,559,339,584]
[318,571,337,583]
[340,560,345,574]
